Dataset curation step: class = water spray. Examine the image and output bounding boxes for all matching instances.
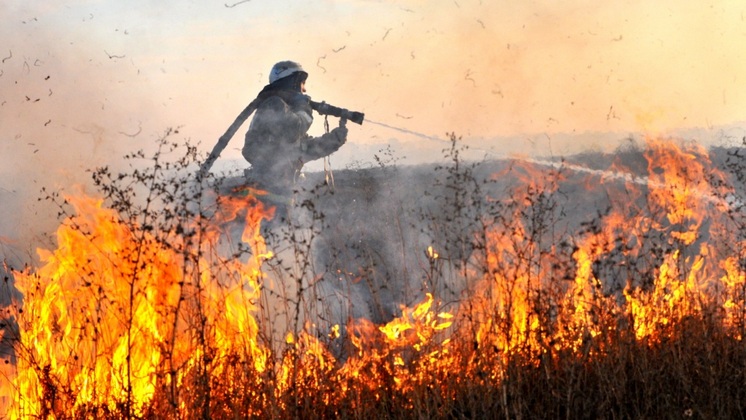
[363,118,744,211]
[365,119,452,145]
[308,100,451,145]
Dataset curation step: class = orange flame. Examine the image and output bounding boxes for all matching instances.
[1,189,274,417]
[1,138,746,417]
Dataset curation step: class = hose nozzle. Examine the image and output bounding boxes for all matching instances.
[310,100,365,125]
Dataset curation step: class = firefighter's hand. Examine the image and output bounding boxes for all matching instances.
[331,120,348,145]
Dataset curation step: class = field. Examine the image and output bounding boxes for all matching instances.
[2,134,746,418]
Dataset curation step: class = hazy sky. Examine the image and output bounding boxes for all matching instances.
[2,1,746,200]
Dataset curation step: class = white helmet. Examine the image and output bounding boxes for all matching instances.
[269,60,307,84]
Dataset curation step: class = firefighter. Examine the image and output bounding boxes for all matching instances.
[199,60,352,226]
[239,61,348,196]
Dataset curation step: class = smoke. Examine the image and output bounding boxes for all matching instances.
[4,0,746,269]
[0,6,172,263]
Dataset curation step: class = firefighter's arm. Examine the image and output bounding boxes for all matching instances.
[300,118,348,161]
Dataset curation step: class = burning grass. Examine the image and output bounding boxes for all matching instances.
[2,134,746,418]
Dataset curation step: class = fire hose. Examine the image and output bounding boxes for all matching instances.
[199,99,365,176]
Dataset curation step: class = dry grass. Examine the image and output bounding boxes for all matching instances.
[2,133,746,419]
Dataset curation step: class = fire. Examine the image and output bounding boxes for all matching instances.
[1,137,746,417]
[339,293,454,408]
[0,188,274,417]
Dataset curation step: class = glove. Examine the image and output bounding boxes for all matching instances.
[331,121,348,145]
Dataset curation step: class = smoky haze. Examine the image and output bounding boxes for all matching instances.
[3,0,746,265]
[230,140,732,337]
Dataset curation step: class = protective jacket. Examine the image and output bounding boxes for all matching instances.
[243,87,346,195]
